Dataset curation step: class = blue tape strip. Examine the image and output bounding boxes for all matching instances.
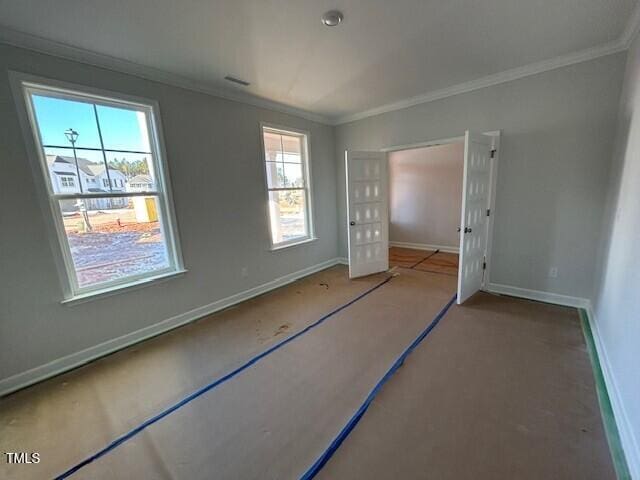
[299,293,457,480]
[55,275,393,479]
[409,249,439,269]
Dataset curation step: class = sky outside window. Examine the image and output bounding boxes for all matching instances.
[32,94,150,152]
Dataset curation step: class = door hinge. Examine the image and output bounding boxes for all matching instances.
[486,208,491,217]
[482,261,487,270]
[490,149,496,158]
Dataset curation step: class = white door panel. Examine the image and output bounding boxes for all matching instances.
[346,151,389,278]
[458,131,492,304]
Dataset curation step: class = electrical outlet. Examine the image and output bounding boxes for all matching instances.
[241,267,249,278]
[548,267,558,278]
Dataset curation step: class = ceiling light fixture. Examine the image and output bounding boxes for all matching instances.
[321,10,344,27]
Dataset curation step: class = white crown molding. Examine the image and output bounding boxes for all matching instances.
[0,26,333,125]
[3,5,640,128]
[333,4,640,125]
[332,40,626,125]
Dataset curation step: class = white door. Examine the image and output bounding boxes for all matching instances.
[457,131,493,304]
[345,151,389,278]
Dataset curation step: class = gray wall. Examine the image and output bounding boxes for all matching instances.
[389,143,463,249]
[0,44,338,382]
[336,53,626,298]
[592,36,640,475]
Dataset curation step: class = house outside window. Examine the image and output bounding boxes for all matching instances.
[261,124,314,248]
[16,75,183,300]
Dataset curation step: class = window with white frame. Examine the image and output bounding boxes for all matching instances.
[261,125,314,247]
[20,79,183,298]
[60,176,75,188]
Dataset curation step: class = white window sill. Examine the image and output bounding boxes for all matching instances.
[61,269,188,306]
[270,237,318,252]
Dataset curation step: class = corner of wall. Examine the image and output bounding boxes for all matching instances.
[584,303,640,479]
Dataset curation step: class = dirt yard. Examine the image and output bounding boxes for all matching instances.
[63,208,155,234]
[63,208,168,287]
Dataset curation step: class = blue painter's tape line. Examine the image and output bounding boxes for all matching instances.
[55,275,393,480]
[299,293,457,480]
[409,248,439,269]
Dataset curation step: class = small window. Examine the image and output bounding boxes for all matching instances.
[20,78,183,299]
[60,176,75,187]
[261,125,314,248]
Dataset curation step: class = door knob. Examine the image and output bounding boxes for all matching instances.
[457,227,461,232]
[350,221,356,226]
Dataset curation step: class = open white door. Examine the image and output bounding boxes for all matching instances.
[457,131,493,304]
[345,150,389,278]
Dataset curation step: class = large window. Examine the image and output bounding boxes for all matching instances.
[19,78,183,300]
[261,125,314,248]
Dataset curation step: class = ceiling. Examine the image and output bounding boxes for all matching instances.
[0,0,637,123]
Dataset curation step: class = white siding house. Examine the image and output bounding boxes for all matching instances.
[126,174,154,192]
[46,155,128,211]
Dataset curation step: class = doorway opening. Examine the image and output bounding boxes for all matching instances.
[388,140,463,277]
[345,131,499,304]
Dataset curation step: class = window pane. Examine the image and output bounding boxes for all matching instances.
[59,196,170,288]
[45,147,105,194]
[265,161,286,188]
[104,152,156,192]
[265,162,303,188]
[281,134,302,162]
[96,105,152,152]
[263,131,302,163]
[283,163,304,187]
[31,95,101,149]
[263,131,282,162]
[44,148,155,194]
[268,190,308,244]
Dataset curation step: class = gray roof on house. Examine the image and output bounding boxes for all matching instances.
[75,157,106,176]
[83,163,107,176]
[128,174,153,184]
[46,155,71,166]
[46,155,120,177]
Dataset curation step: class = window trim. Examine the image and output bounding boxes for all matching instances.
[10,72,185,302]
[259,122,316,250]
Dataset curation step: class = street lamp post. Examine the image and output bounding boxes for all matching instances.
[64,128,92,232]
[64,128,82,193]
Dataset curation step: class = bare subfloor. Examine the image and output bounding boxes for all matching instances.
[0,266,615,479]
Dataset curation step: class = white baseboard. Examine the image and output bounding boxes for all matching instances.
[0,257,345,397]
[486,283,590,308]
[389,241,459,254]
[336,257,349,265]
[585,303,640,479]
